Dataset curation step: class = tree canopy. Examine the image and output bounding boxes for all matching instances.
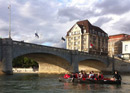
[12,56,38,68]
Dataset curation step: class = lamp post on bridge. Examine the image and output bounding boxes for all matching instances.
[8,4,11,39]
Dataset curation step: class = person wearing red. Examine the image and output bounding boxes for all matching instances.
[64,74,70,79]
[97,72,104,80]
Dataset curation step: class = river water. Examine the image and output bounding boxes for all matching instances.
[0,73,130,93]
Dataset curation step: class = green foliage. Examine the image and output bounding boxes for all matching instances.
[12,56,38,68]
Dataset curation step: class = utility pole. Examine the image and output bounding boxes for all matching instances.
[8,4,11,38]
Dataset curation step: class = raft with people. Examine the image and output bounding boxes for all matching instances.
[59,70,121,85]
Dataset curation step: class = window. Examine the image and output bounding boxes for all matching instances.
[74,47,78,50]
[69,33,71,36]
[74,42,78,45]
[98,32,101,36]
[93,36,96,44]
[125,45,128,51]
[69,43,71,45]
[92,29,94,34]
[102,33,104,37]
[84,29,86,33]
[74,37,78,40]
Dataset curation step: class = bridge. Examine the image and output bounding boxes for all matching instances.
[0,38,110,75]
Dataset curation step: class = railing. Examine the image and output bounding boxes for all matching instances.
[13,41,71,53]
[12,40,108,58]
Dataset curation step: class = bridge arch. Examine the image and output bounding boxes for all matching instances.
[13,52,73,74]
[13,42,71,63]
[78,58,108,73]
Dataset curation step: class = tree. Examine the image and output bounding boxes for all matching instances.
[12,56,38,68]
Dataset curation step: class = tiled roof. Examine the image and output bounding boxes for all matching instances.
[122,35,130,41]
[66,19,107,36]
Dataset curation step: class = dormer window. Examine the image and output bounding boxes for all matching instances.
[84,29,86,33]
[69,33,71,36]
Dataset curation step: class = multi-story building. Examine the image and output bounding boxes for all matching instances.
[122,35,130,60]
[108,34,129,57]
[66,20,108,55]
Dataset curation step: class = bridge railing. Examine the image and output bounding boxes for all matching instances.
[78,51,108,58]
[12,40,108,58]
[13,41,71,53]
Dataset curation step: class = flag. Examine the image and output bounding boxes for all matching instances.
[8,5,11,9]
[90,43,93,48]
[61,37,65,41]
[35,32,39,38]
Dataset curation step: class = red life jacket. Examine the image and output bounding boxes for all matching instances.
[64,74,70,79]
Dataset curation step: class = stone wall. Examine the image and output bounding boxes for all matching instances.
[114,57,130,73]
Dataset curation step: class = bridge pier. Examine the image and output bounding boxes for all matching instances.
[71,51,79,73]
[0,38,13,75]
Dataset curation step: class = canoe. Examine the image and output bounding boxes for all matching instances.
[59,77,121,84]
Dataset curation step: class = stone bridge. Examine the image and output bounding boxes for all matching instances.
[0,38,110,75]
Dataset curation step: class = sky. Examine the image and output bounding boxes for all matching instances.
[0,0,130,48]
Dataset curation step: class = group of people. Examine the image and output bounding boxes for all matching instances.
[64,70,121,81]
[64,70,104,80]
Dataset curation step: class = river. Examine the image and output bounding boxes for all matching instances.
[0,73,130,93]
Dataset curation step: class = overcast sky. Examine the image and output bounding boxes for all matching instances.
[0,0,130,48]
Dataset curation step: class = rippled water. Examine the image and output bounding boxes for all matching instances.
[0,73,130,93]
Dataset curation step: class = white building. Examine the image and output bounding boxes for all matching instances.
[66,20,108,55]
[122,36,130,60]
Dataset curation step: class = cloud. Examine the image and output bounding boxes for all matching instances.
[112,15,130,35]
[94,17,113,27]
[0,0,130,48]
[58,6,98,21]
[95,0,130,15]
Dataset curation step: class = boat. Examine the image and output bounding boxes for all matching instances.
[59,77,121,84]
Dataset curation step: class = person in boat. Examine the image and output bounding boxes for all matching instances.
[64,74,71,79]
[79,70,83,79]
[71,72,79,82]
[82,71,87,78]
[97,72,104,80]
[113,70,122,81]
[89,71,95,79]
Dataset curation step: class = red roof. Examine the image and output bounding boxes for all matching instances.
[122,35,130,41]
[109,34,128,39]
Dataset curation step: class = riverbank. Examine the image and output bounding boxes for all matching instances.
[13,68,38,73]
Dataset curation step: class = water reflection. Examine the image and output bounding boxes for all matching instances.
[63,82,122,91]
[0,74,129,93]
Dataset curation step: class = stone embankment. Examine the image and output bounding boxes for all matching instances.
[13,68,38,73]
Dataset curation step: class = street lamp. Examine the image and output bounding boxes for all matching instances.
[8,4,11,38]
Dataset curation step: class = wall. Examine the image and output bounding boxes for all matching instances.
[66,24,82,51]
[114,57,130,73]
[122,40,130,54]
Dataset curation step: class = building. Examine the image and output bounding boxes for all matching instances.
[66,20,108,55]
[108,34,129,57]
[122,35,130,60]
